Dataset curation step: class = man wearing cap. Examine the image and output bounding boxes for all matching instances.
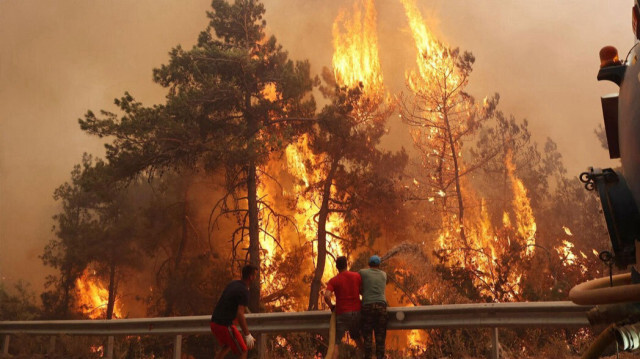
[324,256,363,358]
[359,255,388,359]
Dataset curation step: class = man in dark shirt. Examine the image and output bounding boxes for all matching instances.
[211,265,258,359]
[323,256,363,359]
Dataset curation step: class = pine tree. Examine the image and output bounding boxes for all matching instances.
[305,70,407,310]
[79,0,316,312]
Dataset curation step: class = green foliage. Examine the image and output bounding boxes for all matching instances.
[0,281,41,320]
[41,154,101,318]
[42,154,170,319]
[79,0,316,179]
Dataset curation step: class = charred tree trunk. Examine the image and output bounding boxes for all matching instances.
[443,111,468,245]
[247,160,261,313]
[59,266,76,318]
[163,186,189,317]
[308,159,339,311]
[105,262,117,320]
[245,90,261,313]
[500,131,510,214]
[60,211,82,318]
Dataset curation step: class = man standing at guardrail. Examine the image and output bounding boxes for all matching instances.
[359,255,388,359]
[211,265,258,359]
[324,256,363,358]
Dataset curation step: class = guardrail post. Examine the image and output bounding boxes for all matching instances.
[258,333,266,359]
[173,334,182,359]
[48,336,56,355]
[491,327,499,359]
[106,336,114,359]
[2,335,9,356]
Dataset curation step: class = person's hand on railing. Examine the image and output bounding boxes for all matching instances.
[244,333,255,349]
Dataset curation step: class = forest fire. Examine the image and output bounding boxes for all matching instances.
[27,0,616,357]
[426,151,539,300]
[75,269,123,319]
[259,0,563,349]
[397,0,547,302]
[256,140,348,309]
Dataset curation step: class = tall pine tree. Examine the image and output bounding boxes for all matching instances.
[79,0,316,312]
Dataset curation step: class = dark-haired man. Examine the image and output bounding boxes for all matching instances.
[211,265,258,359]
[359,255,388,359]
[324,256,363,359]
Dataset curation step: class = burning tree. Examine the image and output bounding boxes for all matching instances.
[303,0,407,310]
[304,73,407,310]
[43,154,143,319]
[78,0,316,312]
[398,0,498,248]
[395,0,607,306]
[42,156,95,318]
[396,0,546,302]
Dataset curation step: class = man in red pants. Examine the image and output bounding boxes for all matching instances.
[211,265,258,359]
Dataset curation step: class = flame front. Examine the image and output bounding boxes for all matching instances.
[332,0,383,96]
[255,0,387,310]
[400,0,461,94]
[436,152,538,300]
[505,151,536,255]
[256,134,347,309]
[75,269,123,319]
[285,135,345,280]
[398,0,540,301]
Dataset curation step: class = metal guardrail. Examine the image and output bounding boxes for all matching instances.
[0,301,592,359]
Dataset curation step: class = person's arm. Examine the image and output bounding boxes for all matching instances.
[236,305,250,336]
[237,304,256,349]
[324,289,335,311]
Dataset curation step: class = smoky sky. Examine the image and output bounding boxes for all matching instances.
[0,0,626,291]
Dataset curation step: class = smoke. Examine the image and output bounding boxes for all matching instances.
[0,0,627,292]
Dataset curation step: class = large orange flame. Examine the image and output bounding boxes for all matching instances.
[332,0,383,96]
[398,0,539,301]
[427,149,539,301]
[265,0,387,288]
[400,0,461,94]
[257,0,385,306]
[505,151,537,256]
[75,269,123,319]
[285,135,345,281]
[256,134,346,309]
